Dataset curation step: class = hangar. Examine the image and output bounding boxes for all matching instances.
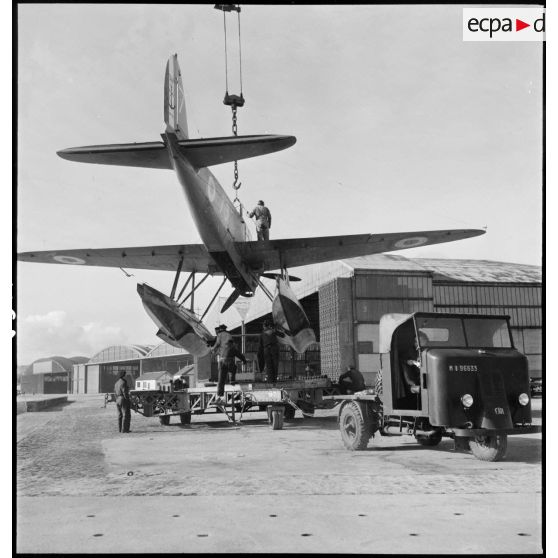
[23,255,541,395]
[21,356,89,394]
[71,343,193,394]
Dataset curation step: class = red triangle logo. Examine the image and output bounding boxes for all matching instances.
[516,19,530,32]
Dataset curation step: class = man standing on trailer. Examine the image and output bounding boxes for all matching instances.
[211,324,247,403]
[248,200,272,241]
[258,320,280,384]
[114,369,131,433]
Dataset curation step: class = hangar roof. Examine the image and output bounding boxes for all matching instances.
[145,343,188,358]
[89,344,154,364]
[24,355,89,376]
[411,258,542,283]
[328,254,541,282]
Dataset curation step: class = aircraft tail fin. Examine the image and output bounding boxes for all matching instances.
[164,54,189,140]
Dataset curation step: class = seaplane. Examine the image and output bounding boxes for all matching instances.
[17,54,485,357]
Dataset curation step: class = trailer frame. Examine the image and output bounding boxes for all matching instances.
[128,377,340,430]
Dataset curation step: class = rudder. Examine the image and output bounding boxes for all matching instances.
[164,54,189,140]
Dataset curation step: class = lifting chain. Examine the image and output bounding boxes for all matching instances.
[215,4,245,202]
[231,104,241,196]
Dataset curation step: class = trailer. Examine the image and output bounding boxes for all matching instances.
[128,376,340,430]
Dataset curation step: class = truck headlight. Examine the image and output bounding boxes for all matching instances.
[518,393,529,406]
[461,394,474,408]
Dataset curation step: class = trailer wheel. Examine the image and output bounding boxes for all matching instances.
[469,434,508,462]
[159,415,171,426]
[179,412,191,425]
[270,409,284,430]
[339,402,370,451]
[415,431,442,446]
[284,405,296,421]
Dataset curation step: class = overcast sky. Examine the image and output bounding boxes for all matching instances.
[16,4,543,364]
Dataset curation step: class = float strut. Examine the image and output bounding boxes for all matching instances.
[170,256,185,300]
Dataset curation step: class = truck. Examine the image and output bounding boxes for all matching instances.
[332,312,541,461]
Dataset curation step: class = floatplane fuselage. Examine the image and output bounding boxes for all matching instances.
[164,131,257,297]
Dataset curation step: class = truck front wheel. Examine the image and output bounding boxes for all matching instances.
[159,415,171,426]
[179,412,192,425]
[469,434,508,462]
[339,402,371,451]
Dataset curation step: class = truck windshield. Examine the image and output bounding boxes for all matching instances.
[415,316,512,348]
[462,318,512,348]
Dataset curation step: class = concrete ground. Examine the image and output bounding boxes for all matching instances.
[17,395,543,554]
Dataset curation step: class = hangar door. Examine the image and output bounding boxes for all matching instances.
[86,365,100,394]
[74,364,86,394]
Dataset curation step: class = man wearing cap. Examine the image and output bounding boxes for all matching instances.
[257,320,280,384]
[211,324,247,403]
[248,200,272,241]
[114,369,131,433]
[338,365,366,395]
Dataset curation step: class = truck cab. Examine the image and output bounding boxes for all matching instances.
[336,312,540,461]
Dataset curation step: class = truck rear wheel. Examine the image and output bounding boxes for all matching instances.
[179,412,191,425]
[469,434,507,461]
[284,405,296,420]
[159,415,170,426]
[270,409,284,430]
[339,402,371,451]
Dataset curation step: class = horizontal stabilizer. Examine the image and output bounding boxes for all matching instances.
[176,134,296,168]
[57,142,172,169]
[57,134,295,170]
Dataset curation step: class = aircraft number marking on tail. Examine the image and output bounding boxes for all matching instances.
[168,72,176,110]
[53,255,86,264]
[393,236,428,249]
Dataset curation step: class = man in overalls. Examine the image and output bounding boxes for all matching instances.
[248,200,272,241]
[114,369,131,433]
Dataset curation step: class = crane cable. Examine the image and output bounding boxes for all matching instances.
[216,4,245,201]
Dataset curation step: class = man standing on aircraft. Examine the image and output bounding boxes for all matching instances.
[248,200,272,241]
[258,320,280,384]
[338,365,366,395]
[211,325,247,402]
[114,369,131,433]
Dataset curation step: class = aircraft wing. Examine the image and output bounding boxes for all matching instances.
[17,244,218,273]
[237,229,485,271]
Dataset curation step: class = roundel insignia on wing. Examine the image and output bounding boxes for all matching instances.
[53,255,86,265]
[393,236,428,249]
